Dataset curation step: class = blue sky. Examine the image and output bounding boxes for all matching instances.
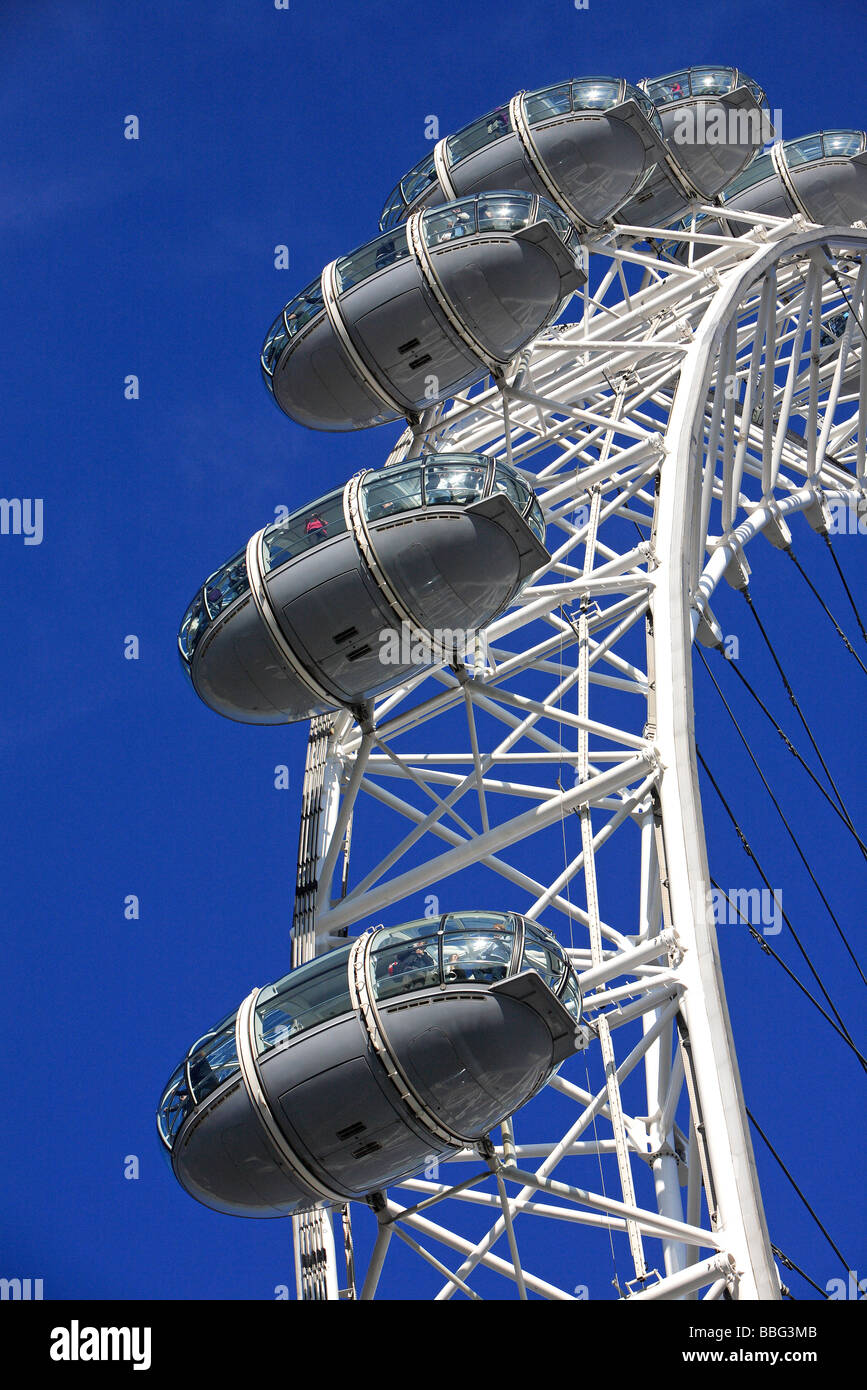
[1,0,864,1301]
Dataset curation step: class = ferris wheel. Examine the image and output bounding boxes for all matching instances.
[159,66,867,1301]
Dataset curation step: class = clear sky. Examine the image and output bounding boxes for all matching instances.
[1,0,864,1301]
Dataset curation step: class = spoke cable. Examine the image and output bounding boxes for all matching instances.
[697,645,867,988]
[770,1244,829,1300]
[747,1108,852,1278]
[695,746,864,1057]
[715,648,867,860]
[821,532,867,648]
[782,545,867,677]
[741,588,866,849]
[708,878,867,1068]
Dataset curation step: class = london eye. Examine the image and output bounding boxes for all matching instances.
[158,61,867,1301]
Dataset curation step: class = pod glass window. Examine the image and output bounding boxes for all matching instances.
[527,497,546,545]
[521,922,567,993]
[422,191,532,246]
[721,150,775,201]
[380,153,439,231]
[262,488,348,572]
[361,463,423,522]
[570,77,622,111]
[560,970,583,1021]
[157,1005,242,1150]
[179,591,209,662]
[644,67,740,105]
[260,278,325,385]
[179,548,250,665]
[736,74,767,105]
[492,461,529,512]
[203,548,248,621]
[157,1063,191,1150]
[424,460,487,506]
[822,131,865,158]
[525,83,573,124]
[254,945,354,1054]
[441,912,516,985]
[623,81,664,132]
[401,152,438,204]
[370,911,521,1000]
[372,919,443,999]
[186,1011,241,1106]
[784,133,825,167]
[336,227,411,292]
[445,106,513,166]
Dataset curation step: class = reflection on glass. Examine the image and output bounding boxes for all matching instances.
[362,464,423,521]
[445,107,513,166]
[476,193,534,234]
[525,83,573,124]
[646,66,761,107]
[179,592,209,661]
[645,70,690,105]
[423,203,477,245]
[371,919,441,1001]
[522,924,566,993]
[401,152,438,203]
[627,83,663,132]
[738,75,766,105]
[336,228,410,292]
[785,133,824,167]
[443,919,514,984]
[187,1014,240,1105]
[721,151,774,201]
[689,67,735,97]
[822,131,865,159]
[157,1063,191,1149]
[561,971,582,1021]
[424,461,486,506]
[492,464,522,510]
[571,78,621,111]
[203,549,248,621]
[380,183,406,231]
[527,497,546,545]
[255,945,354,1053]
[262,489,348,572]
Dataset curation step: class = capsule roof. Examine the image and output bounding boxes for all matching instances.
[639,65,766,109]
[379,76,662,232]
[157,910,582,1154]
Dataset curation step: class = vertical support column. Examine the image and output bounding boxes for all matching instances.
[651,249,782,1299]
[290,714,346,1299]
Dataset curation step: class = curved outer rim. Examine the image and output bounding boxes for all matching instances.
[343,472,453,665]
[347,932,475,1148]
[244,528,337,708]
[508,92,603,232]
[234,988,349,1206]
[406,208,507,374]
[319,258,407,419]
[652,226,867,1301]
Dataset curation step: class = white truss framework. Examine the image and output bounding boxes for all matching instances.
[291,211,867,1301]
